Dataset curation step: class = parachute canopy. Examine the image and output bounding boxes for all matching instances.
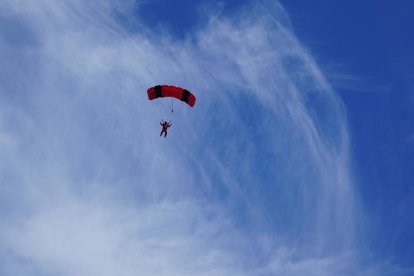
[147,85,196,107]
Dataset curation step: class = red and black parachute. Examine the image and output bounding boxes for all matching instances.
[147,85,196,107]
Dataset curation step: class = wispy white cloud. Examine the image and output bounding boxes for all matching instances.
[0,0,390,275]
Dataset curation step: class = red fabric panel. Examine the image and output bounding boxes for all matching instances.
[161,85,182,100]
[187,94,196,107]
[147,87,156,100]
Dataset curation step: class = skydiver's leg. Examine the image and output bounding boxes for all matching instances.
[160,130,165,136]
[164,131,167,137]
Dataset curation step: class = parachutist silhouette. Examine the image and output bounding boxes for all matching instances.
[147,85,195,138]
[160,120,172,137]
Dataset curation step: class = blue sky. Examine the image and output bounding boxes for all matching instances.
[0,0,413,275]
[279,0,414,268]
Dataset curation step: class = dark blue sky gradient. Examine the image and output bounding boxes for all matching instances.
[137,0,245,37]
[280,0,414,266]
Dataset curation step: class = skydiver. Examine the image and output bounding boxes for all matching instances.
[160,120,172,137]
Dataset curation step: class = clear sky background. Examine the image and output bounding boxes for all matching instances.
[0,0,413,275]
[280,0,414,269]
